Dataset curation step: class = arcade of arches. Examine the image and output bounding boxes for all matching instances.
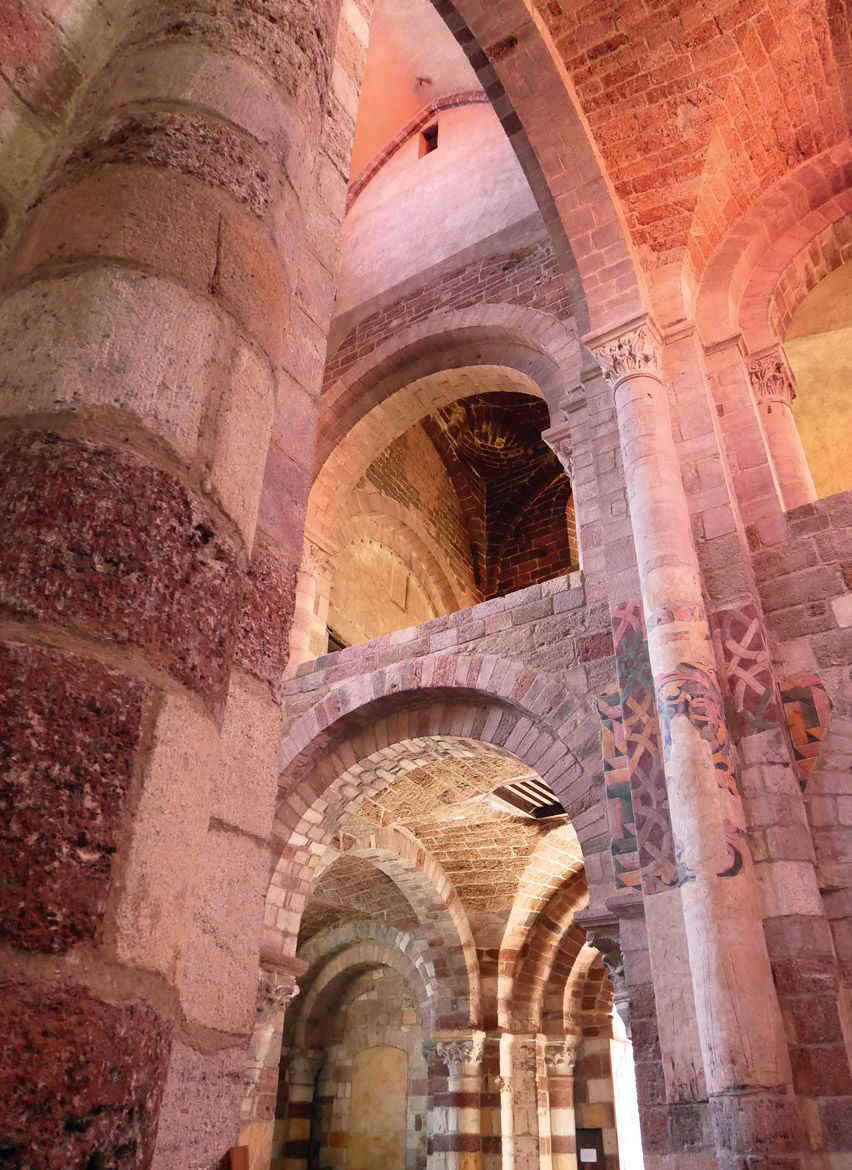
[4,1,852,1169]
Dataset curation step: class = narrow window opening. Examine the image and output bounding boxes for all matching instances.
[419,123,439,157]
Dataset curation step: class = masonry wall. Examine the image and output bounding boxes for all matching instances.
[491,475,574,596]
[333,100,539,315]
[363,424,475,596]
[326,217,574,389]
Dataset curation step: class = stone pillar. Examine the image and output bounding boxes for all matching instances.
[289,529,338,665]
[281,1055,323,1170]
[585,930,630,1040]
[543,1038,581,1170]
[0,1,343,1165]
[435,1033,486,1170]
[240,964,302,1170]
[499,1033,541,1170]
[590,317,805,1165]
[543,391,585,570]
[479,1033,503,1170]
[747,345,817,511]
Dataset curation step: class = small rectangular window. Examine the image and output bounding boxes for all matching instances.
[419,123,439,157]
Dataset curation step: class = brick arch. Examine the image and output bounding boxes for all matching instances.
[580,956,614,1037]
[312,361,552,549]
[291,940,435,1051]
[503,870,588,1033]
[330,823,480,1029]
[541,923,587,1035]
[319,306,581,466]
[563,943,602,1032]
[695,141,852,350]
[264,654,607,969]
[276,655,600,814]
[429,0,647,335]
[768,213,852,344]
[332,487,475,615]
[496,826,586,1026]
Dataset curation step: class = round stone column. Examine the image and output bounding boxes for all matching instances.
[240,964,302,1168]
[436,1033,486,1170]
[0,0,344,1164]
[590,317,805,1165]
[747,346,817,511]
[281,1054,323,1170]
[499,1032,542,1170]
[543,1038,581,1170]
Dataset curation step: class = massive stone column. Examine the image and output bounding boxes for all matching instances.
[0,1,345,1165]
[747,345,817,511]
[590,317,805,1166]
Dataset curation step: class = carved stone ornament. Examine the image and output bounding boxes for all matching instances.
[592,323,662,390]
[543,419,575,481]
[243,973,301,1096]
[544,1038,581,1075]
[436,1033,486,1076]
[586,929,625,991]
[747,348,796,406]
[256,969,299,1023]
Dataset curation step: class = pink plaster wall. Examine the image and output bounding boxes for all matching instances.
[335,102,539,316]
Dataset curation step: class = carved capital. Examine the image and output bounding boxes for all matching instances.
[543,419,576,480]
[256,968,299,1024]
[747,347,796,406]
[436,1032,485,1076]
[544,1037,581,1075]
[301,528,337,579]
[591,320,662,391]
[586,929,625,991]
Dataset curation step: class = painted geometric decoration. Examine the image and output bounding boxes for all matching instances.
[710,603,784,741]
[780,675,832,787]
[608,602,679,895]
[597,692,640,890]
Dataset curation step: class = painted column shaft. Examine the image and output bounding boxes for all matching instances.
[593,323,794,1102]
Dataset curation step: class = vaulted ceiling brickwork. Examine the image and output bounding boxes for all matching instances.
[536,0,849,271]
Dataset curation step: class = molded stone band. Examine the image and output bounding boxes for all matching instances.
[0,431,242,709]
[59,111,279,219]
[0,642,149,953]
[0,980,171,1165]
[126,0,339,128]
